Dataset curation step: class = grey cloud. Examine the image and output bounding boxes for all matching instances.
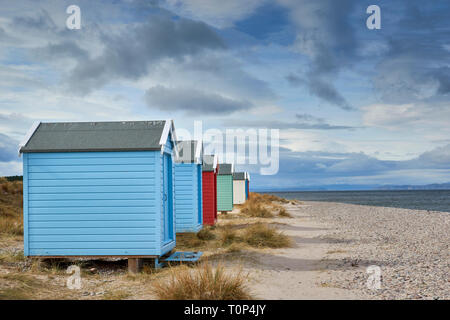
[67,15,225,94]
[35,42,90,61]
[0,133,19,162]
[409,144,450,169]
[287,73,352,110]
[281,0,357,110]
[284,0,450,109]
[373,1,450,104]
[295,113,325,123]
[145,86,250,114]
[250,143,450,188]
[285,73,302,86]
[12,9,57,31]
[434,67,450,95]
[307,78,353,110]
[222,119,357,130]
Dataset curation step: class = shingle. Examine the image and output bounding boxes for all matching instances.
[20,121,167,153]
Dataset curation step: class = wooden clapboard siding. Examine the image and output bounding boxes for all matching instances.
[23,151,165,257]
[159,135,176,250]
[233,180,246,204]
[174,162,203,233]
[202,171,216,225]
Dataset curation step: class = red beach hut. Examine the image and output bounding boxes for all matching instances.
[202,155,219,226]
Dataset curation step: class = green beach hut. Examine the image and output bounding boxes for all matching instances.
[217,163,234,212]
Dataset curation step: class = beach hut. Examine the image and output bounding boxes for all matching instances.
[245,172,250,200]
[18,120,178,269]
[174,140,203,233]
[202,154,218,226]
[232,172,247,205]
[217,163,234,212]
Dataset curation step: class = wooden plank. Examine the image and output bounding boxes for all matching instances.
[128,258,143,273]
[29,255,157,259]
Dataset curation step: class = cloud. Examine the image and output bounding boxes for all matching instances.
[250,144,450,188]
[372,1,450,104]
[66,14,225,94]
[145,85,251,114]
[0,133,19,162]
[162,0,266,28]
[223,113,357,130]
[411,144,450,169]
[286,73,352,110]
[224,119,356,130]
[280,0,358,110]
[35,41,90,61]
[295,113,325,123]
[362,101,450,131]
[12,9,57,31]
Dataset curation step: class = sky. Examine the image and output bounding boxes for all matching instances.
[0,0,449,190]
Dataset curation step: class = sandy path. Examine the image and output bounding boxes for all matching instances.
[247,203,367,299]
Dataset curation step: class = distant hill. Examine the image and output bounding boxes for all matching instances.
[255,182,450,192]
[375,182,450,190]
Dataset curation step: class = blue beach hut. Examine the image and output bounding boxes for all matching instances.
[245,172,250,200]
[18,120,178,263]
[174,140,203,233]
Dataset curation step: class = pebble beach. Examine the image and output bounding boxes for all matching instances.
[300,201,450,299]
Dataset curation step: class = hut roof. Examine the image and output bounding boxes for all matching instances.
[19,120,177,154]
[218,163,233,175]
[233,172,246,180]
[175,140,202,164]
[202,154,218,172]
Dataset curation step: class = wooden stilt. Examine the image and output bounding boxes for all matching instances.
[128,258,143,273]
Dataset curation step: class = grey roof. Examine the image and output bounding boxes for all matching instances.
[20,121,169,153]
[175,140,199,163]
[202,155,216,172]
[233,172,246,180]
[218,163,232,175]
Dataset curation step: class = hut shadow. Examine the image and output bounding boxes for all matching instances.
[40,258,128,273]
[290,236,354,245]
[273,224,330,232]
[250,252,389,272]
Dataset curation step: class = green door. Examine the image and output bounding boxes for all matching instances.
[217,175,233,211]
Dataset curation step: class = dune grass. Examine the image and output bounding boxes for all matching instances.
[196,227,216,240]
[240,203,274,218]
[152,262,252,300]
[0,274,44,300]
[0,180,23,237]
[277,207,292,218]
[242,223,291,248]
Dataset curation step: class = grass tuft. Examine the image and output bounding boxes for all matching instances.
[242,223,291,248]
[241,203,273,218]
[0,218,23,236]
[153,262,252,300]
[197,227,216,241]
[0,181,24,237]
[220,226,239,246]
[277,207,292,218]
[102,290,131,300]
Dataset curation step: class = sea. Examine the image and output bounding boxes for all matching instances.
[267,190,450,213]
